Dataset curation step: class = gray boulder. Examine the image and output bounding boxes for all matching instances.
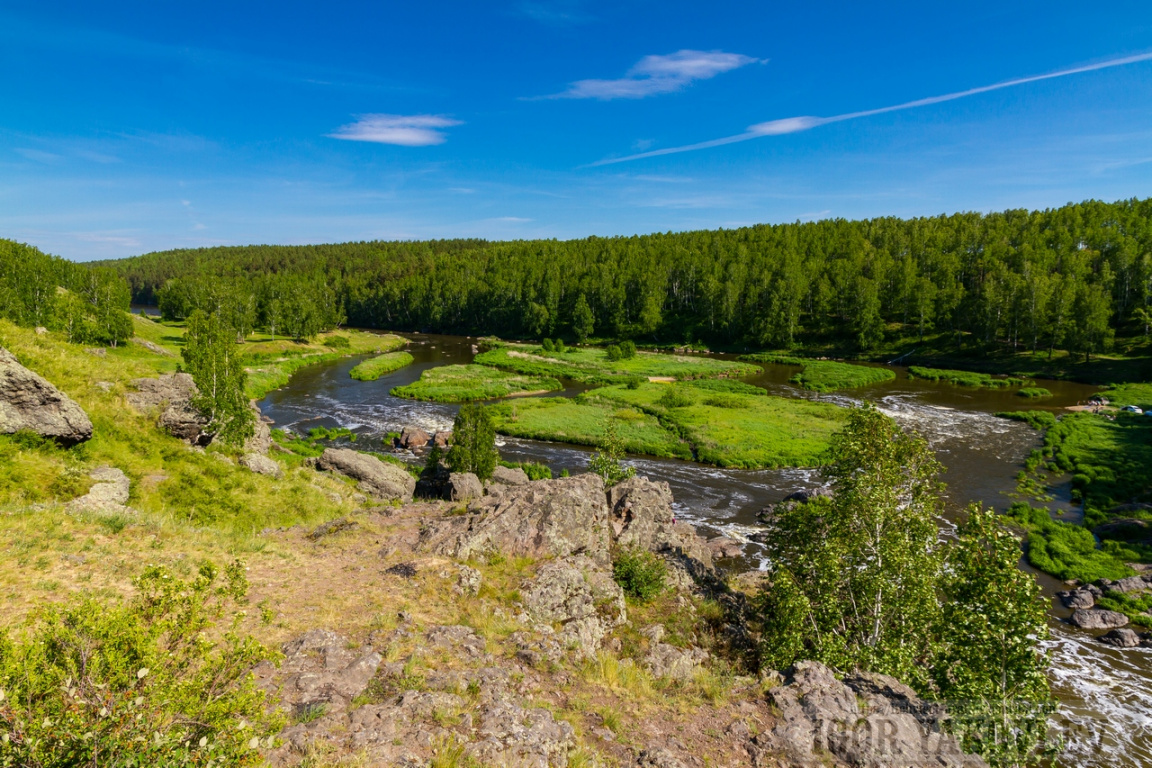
[644,643,709,681]
[1103,576,1149,594]
[317,447,415,503]
[748,660,985,767]
[0,347,92,444]
[419,473,612,564]
[606,475,712,566]
[1069,609,1129,630]
[490,465,530,486]
[240,452,282,478]
[128,373,210,444]
[447,471,483,502]
[68,467,131,512]
[521,555,626,657]
[243,401,272,455]
[130,338,174,357]
[1057,588,1095,609]
[1098,628,1141,648]
[704,536,743,560]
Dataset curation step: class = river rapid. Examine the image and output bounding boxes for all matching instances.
[259,333,1150,766]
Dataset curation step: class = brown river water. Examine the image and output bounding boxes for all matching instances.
[259,334,1151,767]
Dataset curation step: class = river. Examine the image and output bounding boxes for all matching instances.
[258,333,1150,766]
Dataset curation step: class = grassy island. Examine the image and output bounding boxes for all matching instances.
[349,351,414,381]
[489,379,846,469]
[390,363,562,402]
[475,342,759,385]
[907,365,1030,388]
[740,354,895,392]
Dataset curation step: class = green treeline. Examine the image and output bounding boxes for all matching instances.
[103,199,1152,359]
[0,239,133,345]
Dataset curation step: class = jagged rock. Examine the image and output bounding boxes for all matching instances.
[748,660,985,768]
[1098,628,1141,648]
[1102,576,1149,594]
[432,430,452,448]
[243,401,271,455]
[308,518,358,540]
[640,624,665,643]
[521,555,626,656]
[265,629,382,712]
[68,467,131,512]
[447,472,483,502]
[467,693,577,767]
[490,465,530,486]
[419,473,612,564]
[398,426,430,450]
[0,347,93,444]
[455,565,482,596]
[704,536,743,559]
[636,748,688,768]
[606,475,713,566]
[128,373,212,444]
[1069,609,1129,629]
[130,337,175,357]
[240,452,282,478]
[317,447,415,502]
[1057,588,1096,609]
[644,643,709,681]
[425,625,487,657]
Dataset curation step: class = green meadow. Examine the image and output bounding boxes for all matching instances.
[349,351,415,381]
[475,343,759,385]
[390,363,562,402]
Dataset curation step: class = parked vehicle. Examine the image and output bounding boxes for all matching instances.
[1120,404,1143,414]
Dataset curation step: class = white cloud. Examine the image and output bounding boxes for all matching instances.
[549,50,761,100]
[328,114,463,146]
[14,148,63,163]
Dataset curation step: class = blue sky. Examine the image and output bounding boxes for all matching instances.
[3,1,1152,261]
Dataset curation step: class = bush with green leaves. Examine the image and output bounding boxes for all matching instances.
[447,404,499,480]
[588,421,635,487]
[0,561,280,767]
[612,547,667,601]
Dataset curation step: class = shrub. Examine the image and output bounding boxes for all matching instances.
[1017,387,1052,398]
[554,339,566,354]
[625,376,644,390]
[618,341,637,359]
[658,388,695,409]
[322,335,351,349]
[499,460,552,480]
[605,344,622,362]
[588,421,635,487]
[0,561,280,766]
[612,548,667,601]
[541,338,555,352]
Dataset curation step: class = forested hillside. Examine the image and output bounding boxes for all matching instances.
[105,199,1152,358]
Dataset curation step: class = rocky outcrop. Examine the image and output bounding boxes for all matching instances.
[606,475,713,567]
[490,465,530,486]
[747,661,985,768]
[0,347,92,444]
[240,453,282,478]
[128,373,211,444]
[316,448,415,502]
[419,473,612,564]
[244,402,272,455]
[447,472,483,502]
[521,555,626,657]
[1101,575,1151,594]
[68,467,131,513]
[131,338,175,357]
[1069,609,1128,630]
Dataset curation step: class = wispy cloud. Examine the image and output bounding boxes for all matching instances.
[593,51,1152,164]
[327,114,463,146]
[14,148,63,163]
[546,50,761,100]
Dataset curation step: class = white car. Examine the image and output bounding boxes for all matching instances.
[1120,404,1143,414]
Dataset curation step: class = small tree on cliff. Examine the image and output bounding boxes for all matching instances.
[182,310,254,447]
[447,404,498,480]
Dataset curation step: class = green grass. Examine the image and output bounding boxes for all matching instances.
[488,380,846,469]
[995,411,1058,431]
[740,352,806,366]
[243,330,406,399]
[487,397,692,460]
[788,361,895,392]
[907,365,1030,388]
[1004,503,1136,584]
[1102,382,1152,411]
[1016,387,1052,398]
[390,364,562,402]
[475,342,759,385]
[349,351,414,381]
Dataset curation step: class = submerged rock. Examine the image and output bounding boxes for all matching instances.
[398,426,430,450]
[317,447,415,503]
[1069,609,1128,630]
[1097,628,1141,648]
[0,347,92,444]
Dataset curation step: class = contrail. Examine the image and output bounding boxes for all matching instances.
[591,51,1152,166]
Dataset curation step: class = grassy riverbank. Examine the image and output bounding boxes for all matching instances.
[476,342,759,385]
[741,354,895,392]
[391,364,562,402]
[349,351,414,381]
[489,379,846,469]
[907,365,1030,388]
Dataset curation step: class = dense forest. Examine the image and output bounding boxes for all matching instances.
[90,198,1152,357]
[0,239,132,345]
